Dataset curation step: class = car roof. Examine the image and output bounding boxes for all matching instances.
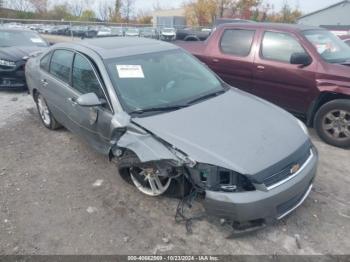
[55,37,179,59]
[217,22,323,33]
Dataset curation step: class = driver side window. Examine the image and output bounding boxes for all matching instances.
[72,53,105,99]
[261,31,306,63]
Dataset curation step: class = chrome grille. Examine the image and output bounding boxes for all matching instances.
[263,149,311,189]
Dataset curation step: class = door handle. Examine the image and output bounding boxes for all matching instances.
[40,79,48,87]
[67,97,78,106]
[212,58,220,63]
[256,65,265,71]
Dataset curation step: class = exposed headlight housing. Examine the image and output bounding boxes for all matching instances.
[0,59,16,68]
[297,119,309,136]
[188,164,255,192]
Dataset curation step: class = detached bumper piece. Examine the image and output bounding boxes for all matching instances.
[203,146,318,227]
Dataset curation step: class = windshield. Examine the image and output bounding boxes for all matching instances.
[106,49,225,114]
[127,28,138,33]
[0,31,48,48]
[100,28,110,32]
[112,27,122,32]
[303,30,350,63]
[142,28,153,32]
[163,28,175,33]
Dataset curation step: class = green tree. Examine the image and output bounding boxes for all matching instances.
[49,4,74,20]
[80,9,96,21]
[115,0,122,20]
[266,1,302,23]
[184,0,217,26]
[235,0,261,19]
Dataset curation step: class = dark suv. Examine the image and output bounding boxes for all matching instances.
[179,23,350,148]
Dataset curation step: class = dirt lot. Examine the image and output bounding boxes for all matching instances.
[0,91,349,255]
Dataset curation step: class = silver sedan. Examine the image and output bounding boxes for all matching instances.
[25,37,318,232]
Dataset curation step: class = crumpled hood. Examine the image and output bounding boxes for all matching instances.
[133,89,309,175]
[0,46,45,62]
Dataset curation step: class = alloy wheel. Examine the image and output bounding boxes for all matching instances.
[130,166,171,196]
[37,95,51,126]
[322,109,350,140]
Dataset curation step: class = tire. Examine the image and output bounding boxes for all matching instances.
[314,99,350,148]
[184,35,200,41]
[34,92,61,130]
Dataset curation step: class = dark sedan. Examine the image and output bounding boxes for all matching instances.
[0,28,49,90]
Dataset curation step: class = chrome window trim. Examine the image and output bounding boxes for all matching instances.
[43,48,114,113]
[266,149,314,191]
[73,52,114,113]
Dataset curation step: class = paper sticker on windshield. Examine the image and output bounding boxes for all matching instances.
[116,65,144,78]
[30,38,44,43]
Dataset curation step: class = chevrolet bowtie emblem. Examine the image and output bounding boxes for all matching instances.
[290,164,301,174]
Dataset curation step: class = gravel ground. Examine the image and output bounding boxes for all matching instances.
[0,91,349,255]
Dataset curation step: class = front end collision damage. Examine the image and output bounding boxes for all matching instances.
[108,115,317,234]
[109,121,266,231]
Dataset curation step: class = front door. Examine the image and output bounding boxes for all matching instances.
[66,52,113,155]
[252,30,316,114]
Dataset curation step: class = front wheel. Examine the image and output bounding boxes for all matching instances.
[314,99,350,148]
[129,165,172,196]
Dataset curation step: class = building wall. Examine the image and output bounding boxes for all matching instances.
[298,2,350,26]
[152,8,185,27]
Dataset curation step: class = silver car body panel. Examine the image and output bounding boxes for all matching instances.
[117,130,180,163]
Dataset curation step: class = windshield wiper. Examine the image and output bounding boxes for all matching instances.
[129,105,188,115]
[185,89,226,106]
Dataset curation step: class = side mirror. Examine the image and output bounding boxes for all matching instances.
[290,52,312,67]
[76,93,105,107]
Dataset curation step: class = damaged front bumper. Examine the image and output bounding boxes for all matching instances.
[203,146,318,225]
[0,66,26,90]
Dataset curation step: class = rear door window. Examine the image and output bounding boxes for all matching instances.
[261,31,306,63]
[220,29,255,56]
[49,50,74,84]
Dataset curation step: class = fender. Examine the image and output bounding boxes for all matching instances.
[306,79,350,126]
[116,129,180,163]
[316,79,350,95]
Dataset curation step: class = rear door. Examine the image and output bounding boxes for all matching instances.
[39,49,75,129]
[252,30,316,114]
[204,27,257,93]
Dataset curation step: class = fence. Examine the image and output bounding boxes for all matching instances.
[0,17,212,42]
[0,17,210,31]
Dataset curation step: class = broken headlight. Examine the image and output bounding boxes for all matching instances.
[188,164,255,192]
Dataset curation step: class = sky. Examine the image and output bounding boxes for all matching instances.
[134,0,340,14]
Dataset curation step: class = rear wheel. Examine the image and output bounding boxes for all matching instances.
[35,92,61,130]
[314,99,350,148]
